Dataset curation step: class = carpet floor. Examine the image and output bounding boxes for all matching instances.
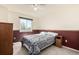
[13,42,79,55]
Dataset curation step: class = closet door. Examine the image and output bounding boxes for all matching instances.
[0,23,13,55]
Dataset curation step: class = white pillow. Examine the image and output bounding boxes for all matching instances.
[47,32,58,36]
[40,32,58,36]
[40,32,48,35]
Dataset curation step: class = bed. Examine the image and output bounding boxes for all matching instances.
[21,32,58,55]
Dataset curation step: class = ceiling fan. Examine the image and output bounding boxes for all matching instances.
[32,4,46,11]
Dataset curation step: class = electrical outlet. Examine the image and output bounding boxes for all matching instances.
[14,37,16,40]
[65,40,67,43]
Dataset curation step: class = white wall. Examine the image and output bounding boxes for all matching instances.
[0,5,79,30]
[38,5,79,30]
[8,11,39,30]
[0,5,8,22]
[0,5,39,30]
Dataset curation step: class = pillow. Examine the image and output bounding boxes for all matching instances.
[47,32,58,36]
[40,32,58,36]
[40,32,48,35]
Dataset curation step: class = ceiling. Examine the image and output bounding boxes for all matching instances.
[2,4,53,18]
[2,4,79,19]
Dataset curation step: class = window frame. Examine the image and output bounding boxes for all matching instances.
[19,17,33,32]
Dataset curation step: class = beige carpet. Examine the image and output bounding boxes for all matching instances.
[13,42,79,55]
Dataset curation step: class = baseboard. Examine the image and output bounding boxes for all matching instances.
[63,46,79,53]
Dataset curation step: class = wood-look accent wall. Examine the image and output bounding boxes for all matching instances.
[13,30,37,42]
[37,30,79,50]
[13,29,79,50]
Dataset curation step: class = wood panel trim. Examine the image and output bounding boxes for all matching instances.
[13,29,79,50]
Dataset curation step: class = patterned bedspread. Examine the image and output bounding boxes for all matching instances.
[21,34,57,55]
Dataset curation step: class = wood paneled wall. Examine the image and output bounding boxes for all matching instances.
[13,29,79,50]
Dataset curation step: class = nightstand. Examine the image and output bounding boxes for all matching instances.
[56,36,62,48]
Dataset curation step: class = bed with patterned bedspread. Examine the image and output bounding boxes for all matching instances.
[21,32,58,55]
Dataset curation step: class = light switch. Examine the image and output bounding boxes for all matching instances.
[65,40,67,43]
[14,37,16,40]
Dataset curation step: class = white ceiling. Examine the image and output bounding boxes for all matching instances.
[2,4,53,18]
[2,4,79,19]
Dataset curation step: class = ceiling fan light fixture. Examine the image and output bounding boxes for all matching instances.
[34,7,38,11]
[32,4,38,11]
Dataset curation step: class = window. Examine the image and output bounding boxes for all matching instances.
[19,17,32,32]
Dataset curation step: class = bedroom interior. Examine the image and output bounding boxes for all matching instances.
[0,4,79,55]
